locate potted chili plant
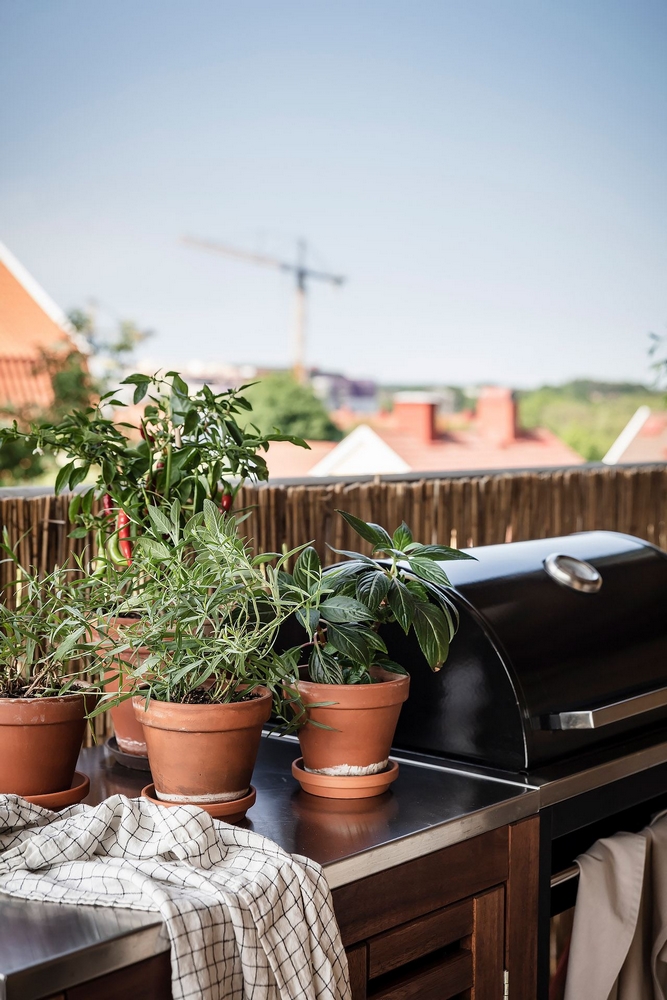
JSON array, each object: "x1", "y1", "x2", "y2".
[
  {"x1": 1, "y1": 371, "x2": 307, "y2": 755},
  {"x1": 0, "y1": 546, "x2": 98, "y2": 798},
  {"x1": 91, "y1": 500, "x2": 304, "y2": 817},
  {"x1": 280, "y1": 511, "x2": 475, "y2": 797}
]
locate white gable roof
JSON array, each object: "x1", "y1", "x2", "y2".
[{"x1": 308, "y1": 424, "x2": 410, "y2": 477}]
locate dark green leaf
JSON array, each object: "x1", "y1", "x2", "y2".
[
  {"x1": 320, "y1": 596, "x2": 375, "y2": 624},
  {"x1": 121, "y1": 373, "x2": 152, "y2": 385},
  {"x1": 296, "y1": 607, "x2": 320, "y2": 635},
  {"x1": 407, "y1": 556, "x2": 452, "y2": 587},
  {"x1": 355, "y1": 570, "x2": 390, "y2": 613},
  {"x1": 309, "y1": 645, "x2": 344, "y2": 685},
  {"x1": 413, "y1": 602, "x2": 451, "y2": 669},
  {"x1": 68, "y1": 493, "x2": 82, "y2": 521},
  {"x1": 54, "y1": 461, "x2": 75, "y2": 495},
  {"x1": 293, "y1": 546, "x2": 321, "y2": 591},
  {"x1": 375, "y1": 656, "x2": 409, "y2": 675},
  {"x1": 392, "y1": 522, "x2": 413, "y2": 550},
  {"x1": 68, "y1": 464, "x2": 89, "y2": 490},
  {"x1": 325, "y1": 623, "x2": 373, "y2": 666},
  {"x1": 133, "y1": 382, "x2": 149, "y2": 404},
  {"x1": 336, "y1": 510, "x2": 392, "y2": 548},
  {"x1": 387, "y1": 578, "x2": 416, "y2": 633},
  {"x1": 409, "y1": 544, "x2": 477, "y2": 561}
]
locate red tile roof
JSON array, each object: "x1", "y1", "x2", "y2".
[
  {"x1": 614, "y1": 412, "x2": 667, "y2": 463},
  {"x1": 0, "y1": 244, "x2": 76, "y2": 413}
]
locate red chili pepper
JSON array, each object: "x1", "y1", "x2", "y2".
[
  {"x1": 220, "y1": 492, "x2": 233, "y2": 512},
  {"x1": 102, "y1": 493, "x2": 113, "y2": 516},
  {"x1": 140, "y1": 425, "x2": 155, "y2": 444},
  {"x1": 117, "y1": 511, "x2": 133, "y2": 565}
]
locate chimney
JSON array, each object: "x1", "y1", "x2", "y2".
[
  {"x1": 393, "y1": 392, "x2": 439, "y2": 443},
  {"x1": 476, "y1": 387, "x2": 517, "y2": 446}
]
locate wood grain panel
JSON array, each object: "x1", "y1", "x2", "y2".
[
  {"x1": 65, "y1": 952, "x2": 172, "y2": 1000},
  {"x1": 368, "y1": 898, "x2": 473, "y2": 978},
  {"x1": 346, "y1": 942, "x2": 368, "y2": 1000},
  {"x1": 505, "y1": 816, "x2": 540, "y2": 1000},
  {"x1": 370, "y1": 949, "x2": 472, "y2": 1000},
  {"x1": 332, "y1": 827, "x2": 508, "y2": 947},
  {"x1": 470, "y1": 887, "x2": 504, "y2": 999}
]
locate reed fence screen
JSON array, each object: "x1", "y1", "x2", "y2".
[{"x1": 2, "y1": 465, "x2": 666, "y2": 590}]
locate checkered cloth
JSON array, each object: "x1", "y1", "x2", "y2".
[{"x1": 0, "y1": 794, "x2": 351, "y2": 1000}]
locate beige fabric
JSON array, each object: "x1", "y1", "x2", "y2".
[{"x1": 564, "y1": 812, "x2": 667, "y2": 1000}]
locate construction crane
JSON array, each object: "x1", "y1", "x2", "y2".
[{"x1": 182, "y1": 236, "x2": 345, "y2": 383}]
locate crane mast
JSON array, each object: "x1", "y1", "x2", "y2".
[{"x1": 183, "y1": 235, "x2": 345, "y2": 383}]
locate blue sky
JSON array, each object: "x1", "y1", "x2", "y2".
[{"x1": 1, "y1": 0, "x2": 665, "y2": 386}]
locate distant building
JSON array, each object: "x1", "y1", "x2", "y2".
[
  {"x1": 0, "y1": 242, "x2": 85, "y2": 415},
  {"x1": 264, "y1": 387, "x2": 583, "y2": 479},
  {"x1": 603, "y1": 406, "x2": 667, "y2": 464},
  {"x1": 310, "y1": 370, "x2": 377, "y2": 414}
]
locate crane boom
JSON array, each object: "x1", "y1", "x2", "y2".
[{"x1": 182, "y1": 234, "x2": 345, "y2": 382}]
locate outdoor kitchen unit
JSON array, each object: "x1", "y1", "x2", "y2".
[{"x1": 387, "y1": 530, "x2": 667, "y2": 997}]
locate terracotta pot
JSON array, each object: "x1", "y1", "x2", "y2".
[
  {"x1": 91, "y1": 617, "x2": 149, "y2": 756},
  {"x1": 132, "y1": 687, "x2": 272, "y2": 803},
  {"x1": 0, "y1": 690, "x2": 97, "y2": 796},
  {"x1": 296, "y1": 668, "x2": 410, "y2": 777}
]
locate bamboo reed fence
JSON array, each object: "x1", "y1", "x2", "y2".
[
  {"x1": 2, "y1": 463, "x2": 665, "y2": 744},
  {"x1": 1, "y1": 464, "x2": 666, "y2": 582}
]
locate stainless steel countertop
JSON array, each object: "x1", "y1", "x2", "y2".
[{"x1": 0, "y1": 736, "x2": 538, "y2": 999}]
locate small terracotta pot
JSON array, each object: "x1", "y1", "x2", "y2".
[
  {"x1": 0, "y1": 690, "x2": 97, "y2": 796},
  {"x1": 91, "y1": 617, "x2": 149, "y2": 756},
  {"x1": 133, "y1": 687, "x2": 272, "y2": 803},
  {"x1": 296, "y1": 668, "x2": 410, "y2": 778}
]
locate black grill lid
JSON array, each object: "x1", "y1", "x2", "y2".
[{"x1": 389, "y1": 531, "x2": 667, "y2": 772}]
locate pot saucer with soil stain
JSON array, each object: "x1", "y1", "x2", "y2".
[
  {"x1": 292, "y1": 757, "x2": 399, "y2": 799},
  {"x1": 22, "y1": 771, "x2": 90, "y2": 809},
  {"x1": 140, "y1": 783, "x2": 256, "y2": 823},
  {"x1": 106, "y1": 736, "x2": 152, "y2": 772}
]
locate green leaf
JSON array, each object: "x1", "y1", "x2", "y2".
[
  {"x1": 392, "y1": 522, "x2": 413, "y2": 550},
  {"x1": 355, "y1": 570, "x2": 390, "y2": 613},
  {"x1": 137, "y1": 537, "x2": 171, "y2": 561},
  {"x1": 171, "y1": 374, "x2": 189, "y2": 398},
  {"x1": 296, "y1": 607, "x2": 320, "y2": 635},
  {"x1": 375, "y1": 656, "x2": 409, "y2": 675},
  {"x1": 68, "y1": 493, "x2": 82, "y2": 521},
  {"x1": 133, "y1": 382, "x2": 149, "y2": 404},
  {"x1": 325, "y1": 623, "x2": 373, "y2": 666},
  {"x1": 309, "y1": 645, "x2": 344, "y2": 685},
  {"x1": 413, "y1": 602, "x2": 451, "y2": 669},
  {"x1": 121, "y1": 373, "x2": 152, "y2": 385},
  {"x1": 336, "y1": 510, "x2": 392, "y2": 549},
  {"x1": 409, "y1": 544, "x2": 477, "y2": 561},
  {"x1": 147, "y1": 505, "x2": 171, "y2": 537},
  {"x1": 54, "y1": 461, "x2": 75, "y2": 495},
  {"x1": 407, "y1": 557, "x2": 452, "y2": 587},
  {"x1": 68, "y1": 464, "x2": 89, "y2": 490},
  {"x1": 293, "y1": 546, "x2": 321, "y2": 591},
  {"x1": 387, "y1": 578, "x2": 416, "y2": 633},
  {"x1": 319, "y1": 596, "x2": 375, "y2": 624}
]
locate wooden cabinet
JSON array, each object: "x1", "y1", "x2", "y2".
[
  {"x1": 47, "y1": 817, "x2": 539, "y2": 1000},
  {"x1": 332, "y1": 817, "x2": 539, "y2": 1000}
]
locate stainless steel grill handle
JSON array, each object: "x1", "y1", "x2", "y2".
[{"x1": 548, "y1": 684, "x2": 667, "y2": 730}]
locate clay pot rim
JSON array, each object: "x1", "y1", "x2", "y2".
[
  {"x1": 132, "y1": 686, "x2": 273, "y2": 733},
  {"x1": 296, "y1": 668, "x2": 410, "y2": 708}
]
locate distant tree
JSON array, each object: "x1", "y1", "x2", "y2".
[{"x1": 244, "y1": 372, "x2": 343, "y2": 441}]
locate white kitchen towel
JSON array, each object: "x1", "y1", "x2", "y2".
[{"x1": 0, "y1": 794, "x2": 351, "y2": 1000}]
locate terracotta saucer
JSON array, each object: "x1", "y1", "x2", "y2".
[
  {"x1": 22, "y1": 771, "x2": 90, "y2": 809},
  {"x1": 292, "y1": 758, "x2": 399, "y2": 799},
  {"x1": 106, "y1": 736, "x2": 152, "y2": 772},
  {"x1": 141, "y1": 783, "x2": 256, "y2": 823}
]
